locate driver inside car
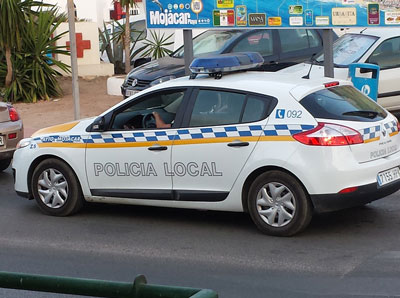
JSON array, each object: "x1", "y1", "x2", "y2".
[
  {"x1": 123, "y1": 112, "x2": 172, "y2": 130},
  {"x1": 153, "y1": 111, "x2": 172, "y2": 128}
]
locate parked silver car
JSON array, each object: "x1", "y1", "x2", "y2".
[{"x1": 0, "y1": 102, "x2": 23, "y2": 172}]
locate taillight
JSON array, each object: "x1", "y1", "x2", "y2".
[
  {"x1": 8, "y1": 133, "x2": 17, "y2": 139},
  {"x1": 397, "y1": 120, "x2": 400, "y2": 132},
  {"x1": 293, "y1": 122, "x2": 363, "y2": 146},
  {"x1": 324, "y1": 81, "x2": 340, "y2": 88},
  {"x1": 8, "y1": 106, "x2": 19, "y2": 121}
]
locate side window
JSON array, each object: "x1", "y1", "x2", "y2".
[
  {"x1": 307, "y1": 30, "x2": 321, "y2": 48},
  {"x1": 189, "y1": 90, "x2": 275, "y2": 127},
  {"x1": 189, "y1": 90, "x2": 246, "y2": 127},
  {"x1": 242, "y1": 95, "x2": 268, "y2": 123},
  {"x1": 231, "y1": 30, "x2": 273, "y2": 56},
  {"x1": 367, "y1": 37, "x2": 400, "y2": 70},
  {"x1": 111, "y1": 89, "x2": 185, "y2": 130},
  {"x1": 279, "y1": 29, "x2": 309, "y2": 53},
  {"x1": 130, "y1": 20, "x2": 147, "y2": 41}
]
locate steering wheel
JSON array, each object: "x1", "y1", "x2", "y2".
[{"x1": 142, "y1": 113, "x2": 156, "y2": 129}]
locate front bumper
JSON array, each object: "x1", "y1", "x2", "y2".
[{"x1": 311, "y1": 179, "x2": 400, "y2": 213}]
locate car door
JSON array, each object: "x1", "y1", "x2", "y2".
[
  {"x1": 365, "y1": 37, "x2": 400, "y2": 110},
  {"x1": 229, "y1": 29, "x2": 280, "y2": 71},
  {"x1": 85, "y1": 88, "x2": 189, "y2": 200},
  {"x1": 170, "y1": 88, "x2": 277, "y2": 202}
]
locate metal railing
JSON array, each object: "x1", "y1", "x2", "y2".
[{"x1": 0, "y1": 271, "x2": 218, "y2": 298}]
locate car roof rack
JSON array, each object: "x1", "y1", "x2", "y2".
[{"x1": 189, "y1": 52, "x2": 264, "y2": 80}]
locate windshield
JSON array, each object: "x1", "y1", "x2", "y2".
[
  {"x1": 315, "y1": 34, "x2": 378, "y2": 66},
  {"x1": 172, "y1": 30, "x2": 244, "y2": 58}
]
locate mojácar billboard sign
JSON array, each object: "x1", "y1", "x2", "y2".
[{"x1": 145, "y1": 0, "x2": 400, "y2": 28}]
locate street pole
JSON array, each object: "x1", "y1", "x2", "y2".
[
  {"x1": 183, "y1": 30, "x2": 194, "y2": 76},
  {"x1": 67, "y1": 0, "x2": 80, "y2": 120},
  {"x1": 322, "y1": 29, "x2": 334, "y2": 78}
]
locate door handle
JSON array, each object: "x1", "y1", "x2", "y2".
[
  {"x1": 148, "y1": 144, "x2": 168, "y2": 151},
  {"x1": 227, "y1": 141, "x2": 249, "y2": 147}
]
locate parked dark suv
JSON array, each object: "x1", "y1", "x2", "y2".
[{"x1": 121, "y1": 28, "x2": 337, "y2": 98}]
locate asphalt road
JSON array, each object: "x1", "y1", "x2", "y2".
[{"x1": 2, "y1": 165, "x2": 400, "y2": 298}]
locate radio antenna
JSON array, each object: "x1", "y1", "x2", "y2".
[{"x1": 302, "y1": 54, "x2": 316, "y2": 80}]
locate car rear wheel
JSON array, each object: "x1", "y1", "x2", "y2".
[
  {"x1": 31, "y1": 158, "x2": 83, "y2": 216},
  {"x1": 0, "y1": 158, "x2": 11, "y2": 172},
  {"x1": 248, "y1": 171, "x2": 312, "y2": 236}
]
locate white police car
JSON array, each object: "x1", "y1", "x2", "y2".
[{"x1": 13, "y1": 53, "x2": 400, "y2": 236}]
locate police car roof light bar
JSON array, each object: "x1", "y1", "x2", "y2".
[{"x1": 189, "y1": 52, "x2": 264, "y2": 80}]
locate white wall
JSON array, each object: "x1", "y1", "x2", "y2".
[
  {"x1": 44, "y1": 0, "x2": 145, "y2": 27},
  {"x1": 44, "y1": 0, "x2": 112, "y2": 26}
]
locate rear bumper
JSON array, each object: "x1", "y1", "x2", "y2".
[
  {"x1": 311, "y1": 179, "x2": 400, "y2": 213},
  {"x1": 0, "y1": 120, "x2": 23, "y2": 157},
  {"x1": 0, "y1": 149, "x2": 15, "y2": 160}
]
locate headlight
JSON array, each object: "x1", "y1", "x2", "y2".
[
  {"x1": 16, "y1": 138, "x2": 32, "y2": 149},
  {"x1": 149, "y1": 75, "x2": 176, "y2": 87}
]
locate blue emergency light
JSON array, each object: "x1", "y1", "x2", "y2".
[{"x1": 189, "y1": 52, "x2": 264, "y2": 79}]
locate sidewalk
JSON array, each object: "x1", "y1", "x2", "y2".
[{"x1": 14, "y1": 77, "x2": 122, "y2": 137}]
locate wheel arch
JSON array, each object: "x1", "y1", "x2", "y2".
[
  {"x1": 27, "y1": 154, "x2": 83, "y2": 197},
  {"x1": 241, "y1": 166, "x2": 313, "y2": 213}
]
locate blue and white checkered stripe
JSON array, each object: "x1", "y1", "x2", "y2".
[
  {"x1": 264, "y1": 124, "x2": 315, "y2": 136},
  {"x1": 175, "y1": 125, "x2": 265, "y2": 140},
  {"x1": 384, "y1": 120, "x2": 397, "y2": 134},
  {"x1": 359, "y1": 121, "x2": 398, "y2": 141},
  {"x1": 84, "y1": 131, "x2": 177, "y2": 144},
  {"x1": 33, "y1": 124, "x2": 317, "y2": 144},
  {"x1": 359, "y1": 125, "x2": 380, "y2": 141}
]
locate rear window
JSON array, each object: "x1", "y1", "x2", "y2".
[{"x1": 300, "y1": 85, "x2": 387, "y2": 122}]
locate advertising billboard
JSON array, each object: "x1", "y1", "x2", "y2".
[{"x1": 146, "y1": 0, "x2": 400, "y2": 29}]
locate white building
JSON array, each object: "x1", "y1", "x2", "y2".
[{"x1": 44, "y1": 0, "x2": 145, "y2": 27}]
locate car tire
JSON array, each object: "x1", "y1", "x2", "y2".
[
  {"x1": 0, "y1": 158, "x2": 11, "y2": 172},
  {"x1": 248, "y1": 171, "x2": 312, "y2": 236},
  {"x1": 31, "y1": 158, "x2": 83, "y2": 216}
]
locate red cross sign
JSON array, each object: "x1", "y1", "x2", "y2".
[{"x1": 66, "y1": 33, "x2": 91, "y2": 58}]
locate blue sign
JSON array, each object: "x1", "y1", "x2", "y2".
[{"x1": 146, "y1": 0, "x2": 400, "y2": 29}]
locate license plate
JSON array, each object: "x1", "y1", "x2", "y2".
[
  {"x1": 0, "y1": 136, "x2": 3, "y2": 146},
  {"x1": 377, "y1": 167, "x2": 400, "y2": 187},
  {"x1": 126, "y1": 90, "x2": 138, "y2": 97}
]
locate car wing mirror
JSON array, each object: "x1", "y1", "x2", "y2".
[{"x1": 90, "y1": 116, "x2": 106, "y2": 132}]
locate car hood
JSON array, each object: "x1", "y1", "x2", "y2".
[
  {"x1": 31, "y1": 118, "x2": 95, "y2": 138},
  {"x1": 128, "y1": 56, "x2": 185, "y2": 81}
]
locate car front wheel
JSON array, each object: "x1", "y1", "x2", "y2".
[
  {"x1": 31, "y1": 158, "x2": 83, "y2": 216},
  {"x1": 248, "y1": 171, "x2": 312, "y2": 236}
]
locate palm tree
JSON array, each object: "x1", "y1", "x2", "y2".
[
  {"x1": 0, "y1": 0, "x2": 41, "y2": 87},
  {"x1": 116, "y1": 0, "x2": 137, "y2": 74}
]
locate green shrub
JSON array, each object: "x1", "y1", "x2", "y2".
[{"x1": 0, "y1": 5, "x2": 70, "y2": 102}]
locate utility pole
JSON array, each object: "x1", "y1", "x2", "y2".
[
  {"x1": 183, "y1": 30, "x2": 194, "y2": 76},
  {"x1": 67, "y1": 0, "x2": 80, "y2": 120},
  {"x1": 322, "y1": 29, "x2": 334, "y2": 78}
]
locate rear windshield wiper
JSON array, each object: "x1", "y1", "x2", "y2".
[{"x1": 342, "y1": 110, "x2": 379, "y2": 119}]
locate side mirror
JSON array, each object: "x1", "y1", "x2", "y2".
[
  {"x1": 133, "y1": 57, "x2": 151, "y2": 68},
  {"x1": 91, "y1": 116, "x2": 106, "y2": 132}
]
